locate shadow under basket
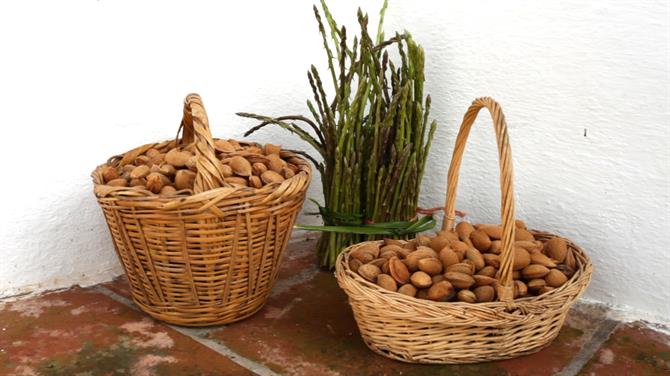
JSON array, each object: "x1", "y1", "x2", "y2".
[
  {"x1": 92, "y1": 94, "x2": 311, "y2": 326},
  {"x1": 335, "y1": 97, "x2": 593, "y2": 363}
]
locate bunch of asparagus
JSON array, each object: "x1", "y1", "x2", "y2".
[{"x1": 239, "y1": 0, "x2": 438, "y2": 269}]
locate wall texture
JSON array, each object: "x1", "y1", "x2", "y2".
[{"x1": 0, "y1": 1, "x2": 668, "y2": 322}]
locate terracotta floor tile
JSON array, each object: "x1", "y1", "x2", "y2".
[
  {"x1": 578, "y1": 322, "x2": 670, "y2": 375},
  {"x1": 0, "y1": 288, "x2": 253, "y2": 376},
  {"x1": 496, "y1": 302, "x2": 611, "y2": 376}
]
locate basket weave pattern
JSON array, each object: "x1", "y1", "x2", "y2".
[
  {"x1": 335, "y1": 97, "x2": 592, "y2": 363},
  {"x1": 92, "y1": 94, "x2": 311, "y2": 326}
]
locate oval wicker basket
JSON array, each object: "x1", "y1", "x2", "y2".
[
  {"x1": 92, "y1": 94, "x2": 311, "y2": 326},
  {"x1": 335, "y1": 97, "x2": 592, "y2": 363}
]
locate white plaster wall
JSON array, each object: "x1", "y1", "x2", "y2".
[{"x1": 0, "y1": 1, "x2": 668, "y2": 322}]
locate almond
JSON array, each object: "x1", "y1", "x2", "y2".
[
  {"x1": 544, "y1": 237, "x2": 568, "y2": 263},
  {"x1": 358, "y1": 264, "x2": 381, "y2": 282},
  {"x1": 107, "y1": 178, "x2": 128, "y2": 187},
  {"x1": 384, "y1": 239, "x2": 405, "y2": 247},
  {"x1": 350, "y1": 249, "x2": 376, "y2": 264},
  {"x1": 252, "y1": 162, "x2": 267, "y2": 176},
  {"x1": 186, "y1": 156, "x2": 198, "y2": 171},
  {"x1": 405, "y1": 247, "x2": 438, "y2": 271},
  {"x1": 249, "y1": 175, "x2": 263, "y2": 188},
  {"x1": 389, "y1": 257, "x2": 410, "y2": 284},
  {"x1": 215, "y1": 139, "x2": 236, "y2": 153},
  {"x1": 449, "y1": 241, "x2": 469, "y2": 253},
  {"x1": 267, "y1": 154, "x2": 284, "y2": 173},
  {"x1": 513, "y1": 246, "x2": 531, "y2": 270},
  {"x1": 430, "y1": 235, "x2": 450, "y2": 252},
  {"x1": 456, "y1": 221, "x2": 475, "y2": 241},
  {"x1": 556, "y1": 264, "x2": 576, "y2": 278},
  {"x1": 427, "y1": 280, "x2": 455, "y2": 301},
  {"x1": 159, "y1": 185, "x2": 177, "y2": 197},
  {"x1": 515, "y1": 241, "x2": 537, "y2": 251},
  {"x1": 159, "y1": 164, "x2": 176, "y2": 177},
  {"x1": 348, "y1": 259, "x2": 363, "y2": 273},
  {"x1": 565, "y1": 248, "x2": 577, "y2": 270},
  {"x1": 264, "y1": 143, "x2": 281, "y2": 155},
  {"x1": 416, "y1": 235, "x2": 432, "y2": 247},
  {"x1": 145, "y1": 172, "x2": 169, "y2": 193},
  {"x1": 530, "y1": 252, "x2": 557, "y2": 268},
  {"x1": 150, "y1": 153, "x2": 165, "y2": 165},
  {"x1": 447, "y1": 262, "x2": 475, "y2": 275},
  {"x1": 358, "y1": 243, "x2": 380, "y2": 258},
  {"x1": 545, "y1": 269, "x2": 568, "y2": 287},
  {"x1": 436, "y1": 230, "x2": 459, "y2": 242},
  {"x1": 380, "y1": 244, "x2": 403, "y2": 255},
  {"x1": 418, "y1": 258, "x2": 443, "y2": 276},
  {"x1": 230, "y1": 156, "x2": 252, "y2": 176},
  {"x1": 228, "y1": 139, "x2": 243, "y2": 150},
  {"x1": 489, "y1": 240, "x2": 502, "y2": 254},
  {"x1": 397, "y1": 284, "x2": 417, "y2": 297},
  {"x1": 527, "y1": 278, "x2": 546, "y2": 292},
  {"x1": 130, "y1": 177, "x2": 147, "y2": 187},
  {"x1": 101, "y1": 166, "x2": 120, "y2": 183},
  {"x1": 381, "y1": 260, "x2": 390, "y2": 274},
  {"x1": 477, "y1": 266, "x2": 497, "y2": 278},
  {"x1": 380, "y1": 250, "x2": 397, "y2": 259},
  {"x1": 514, "y1": 280, "x2": 528, "y2": 298},
  {"x1": 282, "y1": 167, "x2": 295, "y2": 179},
  {"x1": 522, "y1": 264, "x2": 551, "y2": 279},
  {"x1": 261, "y1": 170, "x2": 284, "y2": 184},
  {"x1": 470, "y1": 229, "x2": 491, "y2": 252},
  {"x1": 466, "y1": 248, "x2": 485, "y2": 270},
  {"x1": 246, "y1": 145, "x2": 263, "y2": 154},
  {"x1": 445, "y1": 271, "x2": 475, "y2": 289},
  {"x1": 515, "y1": 228, "x2": 535, "y2": 242},
  {"x1": 145, "y1": 148, "x2": 161, "y2": 158},
  {"x1": 515, "y1": 219, "x2": 527, "y2": 229},
  {"x1": 376, "y1": 274, "x2": 397, "y2": 292},
  {"x1": 483, "y1": 253, "x2": 500, "y2": 268},
  {"x1": 174, "y1": 169, "x2": 196, "y2": 190},
  {"x1": 134, "y1": 155, "x2": 151, "y2": 166},
  {"x1": 473, "y1": 274, "x2": 496, "y2": 286},
  {"x1": 482, "y1": 225, "x2": 503, "y2": 240},
  {"x1": 225, "y1": 177, "x2": 248, "y2": 187},
  {"x1": 432, "y1": 274, "x2": 445, "y2": 284},
  {"x1": 165, "y1": 149, "x2": 191, "y2": 167},
  {"x1": 403, "y1": 240, "x2": 417, "y2": 251},
  {"x1": 474, "y1": 285, "x2": 495, "y2": 303},
  {"x1": 439, "y1": 247, "x2": 459, "y2": 269},
  {"x1": 410, "y1": 271, "x2": 432, "y2": 288},
  {"x1": 457, "y1": 289, "x2": 477, "y2": 303},
  {"x1": 130, "y1": 165, "x2": 150, "y2": 179}
]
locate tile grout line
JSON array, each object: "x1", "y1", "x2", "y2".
[
  {"x1": 94, "y1": 286, "x2": 282, "y2": 376},
  {"x1": 556, "y1": 318, "x2": 620, "y2": 376}
]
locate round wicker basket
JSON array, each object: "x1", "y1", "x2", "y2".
[
  {"x1": 92, "y1": 94, "x2": 311, "y2": 326},
  {"x1": 335, "y1": 97, "x2": 592, "y2": 363}
]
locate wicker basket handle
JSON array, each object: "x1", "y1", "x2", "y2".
[
  {"x1": 442, "y1": 97, "x2": 517, "y2": 304},
  {"x1": 178, "y1": 93, "x2": 227, "y2": 193}
]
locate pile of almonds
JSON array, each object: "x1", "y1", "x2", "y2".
[
  {"x1": 99, "y1": 139, "x2": 301, "y2": 196},
  {"x1": 349, "y1": 220, "x2": 577, "y2": 303}
]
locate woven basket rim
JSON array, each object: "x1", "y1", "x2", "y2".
[
  {"x1": 91, "y1": 138, "x2": 312, "y2": 202},
  {"x1": 335, "y1": 230, "x2": 592, "y2": 324}
]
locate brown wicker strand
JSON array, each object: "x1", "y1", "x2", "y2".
[{"x1": 442, "y1": 97, "x2": 516, "y2": 302}]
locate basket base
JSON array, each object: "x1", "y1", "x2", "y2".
[
  {"x1": 132, "y1": 296, "x2": 269, "y2": 327},
  {"x1": 361, "y1": 330, "x2": 558, "y2": 364}
]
